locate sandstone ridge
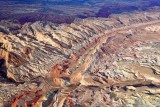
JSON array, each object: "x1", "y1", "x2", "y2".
[{"x1": 0, "y1": 11, "x2": 160, "y2": 106}]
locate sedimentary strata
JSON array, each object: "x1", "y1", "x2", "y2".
[{"x1": 0, "y1": 11, "x2": 160, "y2": 106}]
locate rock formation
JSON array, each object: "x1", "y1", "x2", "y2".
[{"x1": 0, "y1": 10, "x2": 160, "y2": 106}]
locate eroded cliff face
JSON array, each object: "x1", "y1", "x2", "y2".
[{"x1": 0, "y1": 11, "x2": 160, "y2": 107}]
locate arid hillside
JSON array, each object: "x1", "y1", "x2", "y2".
[{"x1": 0, "y1": 10, "x2": 160, "y2": 107}]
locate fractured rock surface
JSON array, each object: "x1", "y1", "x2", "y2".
[{"x1": 0, "y1": 11, "x2": 160, "y2": 107}]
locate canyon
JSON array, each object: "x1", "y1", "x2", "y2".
[
  {"x1": 0, "y1": 10, "x2": 160, "y2": 107},
  {"x1": 1, "y1": 0, "x2": 160, "y2": 24}
]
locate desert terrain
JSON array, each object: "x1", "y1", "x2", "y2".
[{"x1": 0, "y1": 9, "x2": 160, "y2": 106}]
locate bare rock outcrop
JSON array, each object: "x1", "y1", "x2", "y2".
[{"x1": 0, "y1": 11, "x2": 160, "y2": 107}]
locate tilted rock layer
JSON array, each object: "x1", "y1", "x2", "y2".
[{"x1": 0, "y1": 10, "x2": 160, "y2": 107}]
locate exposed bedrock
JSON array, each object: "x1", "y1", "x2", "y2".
[{"x1": 0, "y1": 11, "x2": 160, "y2": 106}]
